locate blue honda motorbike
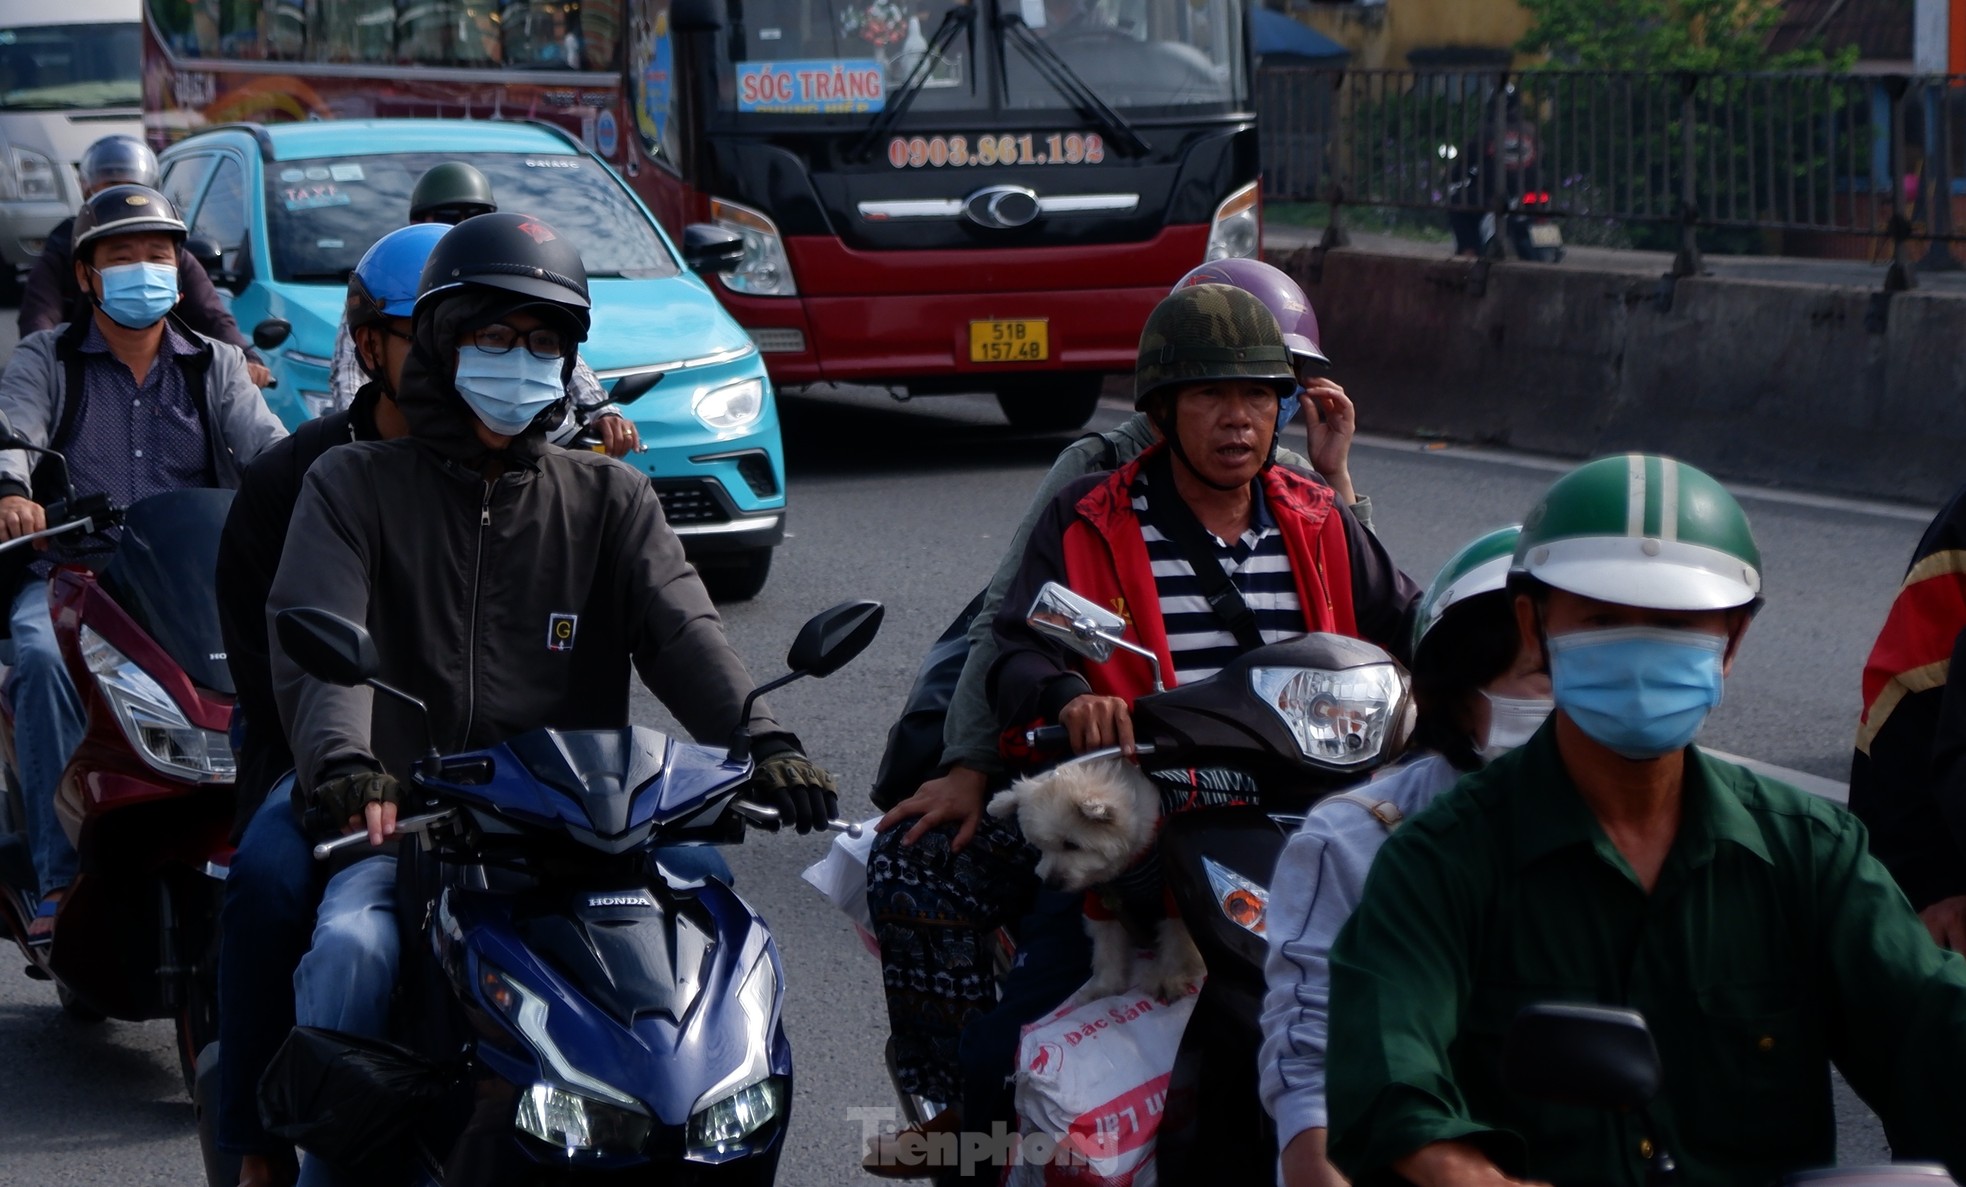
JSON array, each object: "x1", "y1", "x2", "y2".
[{"x1": 261, "y1": 599, "x2": 882, "y2": 1186}]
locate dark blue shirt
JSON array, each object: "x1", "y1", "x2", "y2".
[{"x1": 37, "y1": 320, "x2": 213, "y2": 573}]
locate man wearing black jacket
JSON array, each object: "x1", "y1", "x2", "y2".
[{"x1": 210, "y1": 223, "x2": 431, "y2": 1187}]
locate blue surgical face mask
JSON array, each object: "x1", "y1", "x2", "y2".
[
  {"x1": 93, "y1": 261, "x2": 179, "y2": 329},
  {"x1": 1277, "y1": 387, "x2": 1302, "y2": 434},
  {"x1": 1546, "y1": 626, "x2": 1728, "y2": 760},
  {"x1": 453, "y1": 344, "x2": 565, "y2": 436}
]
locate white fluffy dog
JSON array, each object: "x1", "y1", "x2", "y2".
[{"x1": 989, "y1": 758, "x2": 1206, "y2": 1001}]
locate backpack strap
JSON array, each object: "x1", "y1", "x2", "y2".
[
  {"x1": 1323, "y1": 790, "x2": 1405, "y2": 832},
  {"x1": 1141, "y1": 451, "x2": 1265, "y2": 652},
  {"x1": 1069, "y1": 428, "x2": 1127, "y2": 472}
]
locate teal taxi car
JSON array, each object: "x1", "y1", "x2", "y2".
[{"x1": 157, "y1": 119, "x2": 785, "y2": 599}]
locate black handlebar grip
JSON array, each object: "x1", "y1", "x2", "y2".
[{"x1": 1025, "y1": 724, "x2": 1071, "y2": 756}]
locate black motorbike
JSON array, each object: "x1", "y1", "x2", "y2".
[{"x1": 1017, "y1": 581, "x2": 1414, "y2": 1182}]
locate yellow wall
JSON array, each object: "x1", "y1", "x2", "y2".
[{"x1": 1296, "y1": 0, "x2": 1537, "y2": 72}]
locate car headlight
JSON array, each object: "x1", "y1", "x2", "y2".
[
  {"x1": 1205, "y1": 181, "x2": 1260, "y2": 261},
  {"x1": 687, "y1": 955, "x2": 784, "y2": 1159},
  {"x1": 515, "y1": 1080, "x2": 654, "y2": 1158},
  {"x1": 1249, "y1": 663, "x2": 1405, "y2": 768},
  {"x1": 482, "y1": 965, "x2": 650, "y2": 1155},
  {"x1": 692, "y1": 377, "x2": 765, "y2": 433},
  {"x1": 80, "y1": 626, "x2": 234, "y2": 783},
  {"x1": 11, "y1": 148, "x2": 57, "y2": 202},
  {"x1": 298, "y1": 390, "x2": 335, "y2": 420},
  {"x1": 711, "y1": 198, "x2": 798, "y2": 296}
]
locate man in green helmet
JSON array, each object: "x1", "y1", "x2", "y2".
[{"x1": 1325, "y1": 454, "x2": 1966, "y2": 1186}]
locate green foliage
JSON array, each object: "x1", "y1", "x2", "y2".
[{"x1": 1516, "y1": 0, "x2": 1854, "y2": 72}]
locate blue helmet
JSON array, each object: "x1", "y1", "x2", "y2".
[{"x1": 347, "y1": 223, "x2": 449, "y2": 328}]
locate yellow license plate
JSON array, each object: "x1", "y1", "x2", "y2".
[{"x1": 969, "y1": 319, "x2": 1049, "y2": 363}]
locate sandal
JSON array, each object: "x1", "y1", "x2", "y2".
[
  {"x1": 25, "y1": 892, "x2": 59, "y2": 945},
  {"x1": 863, "y1": 1107, "x2": 963, "y2": 1179}
]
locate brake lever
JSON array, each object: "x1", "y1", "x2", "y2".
[
  {"x1": 311, "y1": 810, "x2": 457, "y2": 861},
  {"x1": 731, "y1": 798, "x2": 782, "y2": 829}
]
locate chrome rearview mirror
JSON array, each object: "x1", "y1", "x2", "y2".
[{"x1": 1026, "y1": 582, "x2": 1164, "y2": 691}]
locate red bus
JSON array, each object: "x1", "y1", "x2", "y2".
[{"x1": 143, "y1": 0, "x2": 1260, "y2": 430}]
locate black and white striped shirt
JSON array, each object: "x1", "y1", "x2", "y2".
[{"x1": 1134, "y1": 472, "x2": 1306, "y2": 684}]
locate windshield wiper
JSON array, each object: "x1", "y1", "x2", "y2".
[
  {"x1": 997, "y1": 12, "x2": 1148, "y2": 158},
  {"x1": 848, "y1": 4, "x2": 976, "y2": 163}
]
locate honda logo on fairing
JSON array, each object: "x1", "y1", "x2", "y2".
[
  {"x1": 586, "y1": 892, "x2": 656, "y2": 908},
  {"x1": 964, "y1": 185, "x2": 1041, "y2": 229}
]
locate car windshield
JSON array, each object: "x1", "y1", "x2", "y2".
[
  {"x1": 0, "y1": 22, "x2": 141, "y2": 111},
  {"x1": 715, "y1": 0, "x2": 1245, "y2": 118},
  {"x1": 263, "y1": 150, "x2": 679, "y2": 282}
]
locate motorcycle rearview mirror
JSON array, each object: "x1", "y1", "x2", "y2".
[
  {"x1": 682, "y1": 223, "x2": 746, "y2": 274},
  {"x1": 275, "y1": 608, "x2": 440, "y2": 759},
  {"x1": 607, "y1": 369, "x2": 664, "y2": 407},
  {"x1": 729, "y1": 600, "x2": 885, "y2": 762},
  {"x1": 252, "y1": 317, "x2": 293, "y2": 352},
  {"x1": 1026, "y1": 582, "x2": 1164, "y2": 691},
  {"x1": 275, "y1": 607, "x2": 380, "y2": 686},
  {"x1": 1503, "y1": 1003, "x2": 1662, "y2": 1113}
]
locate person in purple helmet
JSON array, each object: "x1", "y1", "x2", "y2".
[{"x1": 865, "y1": 256, "x2": 1393, "y2": 1173}]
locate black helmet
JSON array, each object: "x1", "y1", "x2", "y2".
[
  {"x1": 72, "y1": 184, "x2": 187, "y2": 260},
  {"x1": 416, "y1": 212, "x2": 591, "y2": 336},
  {"x1": 409, "y1": 162, "x2": 497, "y2": 224},
  {"x1": 78, "y1": 135, "x2": 159, "y2": 193}
]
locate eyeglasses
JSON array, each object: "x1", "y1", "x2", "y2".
[{"x1": 467, "y1": 323, "x2": 567, "y2": 360}]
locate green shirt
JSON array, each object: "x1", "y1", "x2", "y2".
[{"x1": 1326, "y1": 722, "x2": 1966, "y2": 1187}]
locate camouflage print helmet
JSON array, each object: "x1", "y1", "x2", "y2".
[{"x1": 1133, "y1": 283, "x2": 1298, "y2": 410}]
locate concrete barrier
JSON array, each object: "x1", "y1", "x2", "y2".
[{"x1": 1270, "y1": 245, "x2": 1964, "y2": 506}]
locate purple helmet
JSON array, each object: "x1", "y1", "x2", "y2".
[{"x1": 1174, "y1": 258, "x2": 1329, "y2": 371}]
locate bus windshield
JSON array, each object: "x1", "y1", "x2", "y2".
[
  {"x1": 718, "y1": 0, "x2": 1246, "y2": 120},
  {"x1": 265, "y1": 151, "x2": 678, "y2": 282},
  {"x1": 0, "y1": 22, "x2": 141, "y2": 111}
]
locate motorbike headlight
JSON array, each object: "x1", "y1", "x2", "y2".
[
  {"x1": 12, "y1": 148, "x2": 57, "y2": 202},
  {"x1": 515, "y1": 1080, "x2": 654, "y2": 1158},
  {"x1": 1249, "y1": 663, "x2": 1405, "y2": 768},
  {"x1": 711, "y1": 198, "x2": 798, "y2": 296},
  {"x1": 687, "y1": 1075, "x2": 787, "y2": 1155},
  {"x1": 692, "y1": 377, "x2": 765, "y2": 433},
  {"x1": 1201, "y1": 855, "x2": 1267, "y2": 936},
  {"x1": 80, "y1": 626, "x2": 235, "y2": 783},
  {"x1": 1204, "y1": 181, "x2": 1260, "y2": 262},
  {"x1": 482, "y1": 964, "x2": 649, "y2": 1149},
  {"x1": 687, "y1": 955, "x2": 783, "y2": 1159}
]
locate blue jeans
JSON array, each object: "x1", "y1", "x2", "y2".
[
  {"x1": 216, "y1": 779, "x2": 319, "y2": 1157},
  {"x1": 293, "y1": 853, "x2": 400, "y2": 1187},
  {"x1": 9, "y1": 581, "x2": 85, "y2": 896}
]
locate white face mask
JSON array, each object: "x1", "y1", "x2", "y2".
[{"x1": 1480, "y1": 691, "x2": 1552, "y2": 761}]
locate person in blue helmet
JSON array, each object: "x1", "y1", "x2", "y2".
[{"x1": 209, "y1": 224, "x2": 441, "y2": 1187}]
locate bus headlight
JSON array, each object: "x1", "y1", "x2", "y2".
[
  {"x1": 1205, "y1": 181, "x2": 1260, "y2": 261},
  {"x1": 711, "y1": 198, "x2": 798, "y2": 297}
]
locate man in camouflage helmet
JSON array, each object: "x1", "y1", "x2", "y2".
[
  {"x1": 1326, "y1": 454, "x2": 1966, "y2": 1187},
  {"x1": 990, "y1": 283, "x2": 1416, "y2": 749}
]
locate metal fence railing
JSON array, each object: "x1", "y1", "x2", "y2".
[{"x1": 1255, "y1": 67, "x2": 1966, "y2": 285}]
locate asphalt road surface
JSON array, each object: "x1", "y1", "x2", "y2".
[{"x1": 0, "y1": 361, "x2": 1929, "y2": 1182}]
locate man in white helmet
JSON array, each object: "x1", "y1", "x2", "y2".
[{"x1": 1325, "y1": 455, "x2": 1966, "y2": 1186}]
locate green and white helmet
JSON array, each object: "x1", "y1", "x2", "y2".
[
  {"x1": 1512, "y1": 454, "x2": 1762, "y2": 611},
  {"x1": 1413, "y1": 526, "x2": 1520, "y2": 657}
]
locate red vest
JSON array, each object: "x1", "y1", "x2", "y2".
[{"x1": 1056, "y1": 447, "x2": 1360, "y2": 704}]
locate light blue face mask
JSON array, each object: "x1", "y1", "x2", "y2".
[
  {"x1": 93, "y1": 261, "x2": 179, "y2": 329},
  {"x1": 1546, "y1": 626, "x2": 1728, "y2": 759},
  {"x1": 1277, "y1": 388, "x2": 1302, "y2": 434},
  {"x1": 453, "y1": 344, "x2": 565, "y2": 436}
]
